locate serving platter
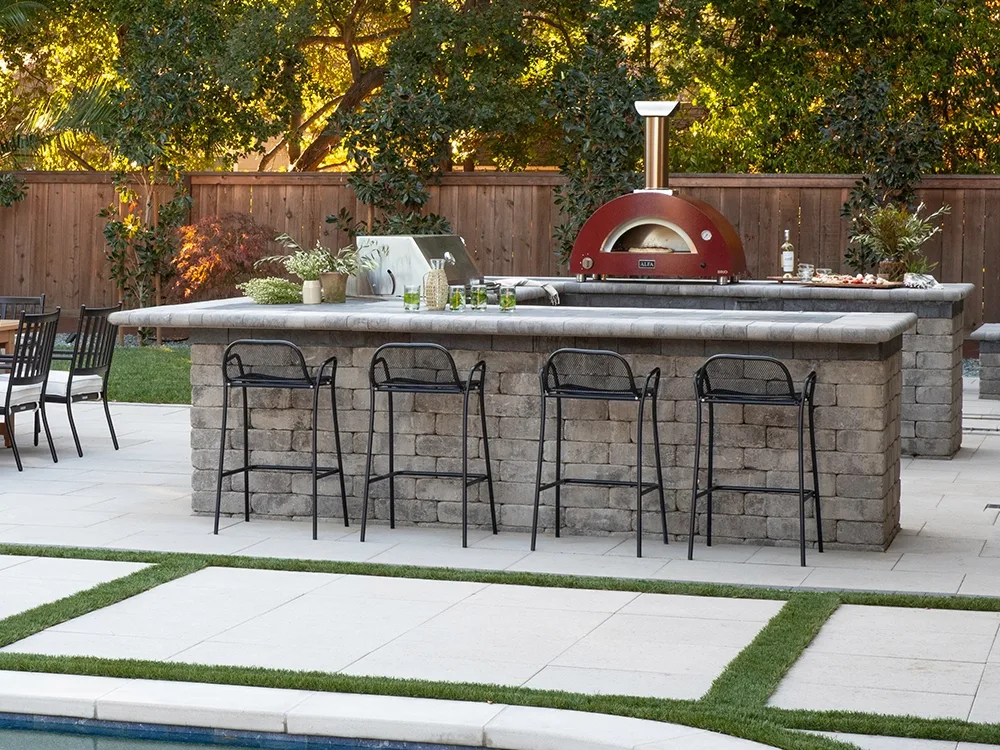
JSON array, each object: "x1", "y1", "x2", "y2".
[{"x1": 808, "y1": 281, "x2": 904, "y2": 289}]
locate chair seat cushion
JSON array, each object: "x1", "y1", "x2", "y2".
[
  {"x1": 0, "y1": 376, "x2": 42, "y2": 409},
  {"x1": 45, "y1": 370, "x2": 104, "y2": 398}
]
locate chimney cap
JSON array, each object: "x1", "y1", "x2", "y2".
[{"x1": 635, "y1": 101, "x2": 679, "y2": 118}]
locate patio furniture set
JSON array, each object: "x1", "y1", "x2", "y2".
[
  {"x1": 213, "y1": 338, "x2": 822, "y2": 564},
  {"x1": 0, "y1": 295, "x2": 120, "y2": 470}
]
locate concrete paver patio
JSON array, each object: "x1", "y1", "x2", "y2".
[{"x1": 5, "y1": 385, "x2": 1000, "y2": 745}]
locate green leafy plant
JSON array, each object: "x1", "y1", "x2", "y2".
[
  {"x1": 167, "y1": 213, "x2": 277, "y2": 303},
  {"x1": 237, "y1": 277, "x2": 302, "y2": 304},
  {"x1": 850, "y1": 202, "x2": 949, "y2": 276},
  {"x1": 0, "y1": 172, "x2": 26, "y2": 206},
  {"x1": 261, "y1": 234, "x2": 335, "y2": 280}
]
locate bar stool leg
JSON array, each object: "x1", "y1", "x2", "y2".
[
  {"x1": 688, "y1": 399, "x2": 703, "y2": 561},
  {"x1": 652, "y1": 394, "x2": 667, "y2": 544},
  {"x1": 554, "y1": 398, "x2": 563, "y2": 538},
  {"x1": 479, "y1": 384, "x2": 497, "y2": 534},
  {"x1": 360, "y1": 386, "x2": 377, "y2": 542},
  {"x1": 461, "y1": 389, "x2": 472, "y2": 549},
  {"x1": 809, "y1": 404, "x2": 823, "y2": 553},
  {"x1": 311, "y1": 385, "x2": 320, "y2": 541},
  {"x1": 331, "y1": 380, "x2": 348, "y2": 527},
  {"x1": 635, "y1": 394, "x2": 646, "y2": 558},
  {"x1": 706, "y1": 402, "x2": 715, "y2": 547},
  {"x1": 213, "y1": 384, "x2": 230, "y2": 535},
  {"x1": 388, "y1": 391, "x2": 396, "y2": 529},
  {"x1": 531, "y1": 393, "x2": 548, "y2": 551},
  {"x1": 241, "y1": 386, "x2": 250, "y2": 522},
  {"x1": 797, "y1": 401, "x2": 807, "y2": 567}
]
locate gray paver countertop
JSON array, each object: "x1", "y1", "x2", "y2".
[
  {"x1": 110, "y1": 297, "x2": 917, "y2": 345},
  {"x1": 971, "y1": 324, "x2": 1000, "y2": 340},
  {"x1": 542, "y1": 279, "x2": 974, "y2": 302}
]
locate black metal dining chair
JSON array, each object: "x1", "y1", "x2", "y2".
[
  {"x1": 688, "y1": 354, "x2": 821, "y2": 567},
  {"x1": 531, "y1": 348, "x2": 667, "y2": 558},
  {"x1": 1, "y1": 309, "x2": 60, "y2": 470},
  {"x1": 359, "y1": 343, "x2": 496, "y2": 548},
  {"x1": 0, "y1": 294, "x2": 46, "y2": 370},
  {"x1": 38, "y1": 303, "x2": 121, "y2": 457},
  {"x1": 213, "y1": 339, "x2": 347, "y2": 539}
]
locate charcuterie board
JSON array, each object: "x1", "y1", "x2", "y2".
[{"x1": 808, "y1": 281, "x2": 904, "y2": 289}]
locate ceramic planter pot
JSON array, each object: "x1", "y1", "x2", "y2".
[
  {"x1": 877, "y1": 260, "x2": 906, "y2": 283},
  {"x1": 320, "y1": 272, "x2": 349, "y2": 303},
  {"x1": 302, "y1": 279, "x2": 322, "y2": 304}
]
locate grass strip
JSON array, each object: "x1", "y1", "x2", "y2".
[
  {"x1": 703, "y1": 592, "x2": 840, "y2": 709},
  {"x1": 0, "y1": 653, "x2": 861, "y2": 750},
  {"x1": 0, "y1": 557, "x2": 206, "y2": 649},
  {"x1": 767, "y1": 707, "x2": 1000, "y2": 745}
]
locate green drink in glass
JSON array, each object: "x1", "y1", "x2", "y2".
[
  {"x1": 403, "y1": 284, "x2": 420, "y2": 311},
  {"x1": 448, "y1": 284, "x2": 466, "y2": 312},
  {"x1": 499, "y1": 285, "x2": 516, "y2": 313},
  {"x1": 470, "y1": 282, "x2": 488, "y2": 311}
]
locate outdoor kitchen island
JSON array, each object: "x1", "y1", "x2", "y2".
[{"x1": 113, "y1": 298, "x2": 916, "y2": 550}]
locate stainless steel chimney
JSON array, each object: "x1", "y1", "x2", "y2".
[{"x1": 634, "y1": 101, "x2": 679, "y2": 190}]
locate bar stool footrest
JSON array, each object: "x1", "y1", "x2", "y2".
[
  {"x1": 367, "y1": 469, "x2": 489, "y2": 487},
  {"x1": 221, "y1": 464, "x2": 342, "y2": 479},
  {"x1": 694, "y1": 484, "x2": 817, "y2": 500},
  {"x1": 541, "y1": 477, "x2": 661, "y2": 494}
]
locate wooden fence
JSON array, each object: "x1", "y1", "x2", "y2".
[{"x1": 1, "y1": 171, "x2": 999, "y2": 333}]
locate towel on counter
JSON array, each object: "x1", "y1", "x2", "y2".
[{"x1": 490, "y1": 278, "x2": 561, "y2": 306}]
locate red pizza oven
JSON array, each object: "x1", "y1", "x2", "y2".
[{"x1": 569, "y1": 102, "x2": 748, "y2": 283}]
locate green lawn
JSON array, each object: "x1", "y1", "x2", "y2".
[{"x1": 53, "y1": 345, "x2": 192, "y2": 404}]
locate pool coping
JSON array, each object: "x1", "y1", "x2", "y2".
[{"x1": 0, "y1": 671, "x2": 770, "y2": 749}]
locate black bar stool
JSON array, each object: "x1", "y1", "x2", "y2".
[
  {"x1": 359, "y1": 343, "x2": 496, "y2": 548},
  {"x1": 688, "y1": 354, "x2": 820, "y2": 567},
  {"x1": 531, "y1": 348, "x2": 667, "y2": 558},
  {"x1": 213, "y1": 339, "x2": 347, "y2": 539}
]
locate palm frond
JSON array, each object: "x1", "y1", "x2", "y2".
[{"x1": 0, "y1": 0, "x2": 45, "y2": 30}]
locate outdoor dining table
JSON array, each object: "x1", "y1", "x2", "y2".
[{"x1": 0, "y1": 319, "x2": 16, "y2": 447}]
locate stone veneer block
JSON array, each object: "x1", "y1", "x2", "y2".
[
  {"x1": 552, "y1": 280, "x2": 972, "y2": 459},
  {"x1": 972, "y1": 325, "x2": 1000, "y2": 400},
  {"x1": 113, "y1": 299, "x2": 912, "y2": 550}
]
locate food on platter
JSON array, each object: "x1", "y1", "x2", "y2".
[{"x1": 810, "y1": 272, "x2": 895, "y2": 286}]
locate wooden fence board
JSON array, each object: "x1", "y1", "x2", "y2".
[{"x1": 963, "y1": 190, "x2": 986, "y2": 333}]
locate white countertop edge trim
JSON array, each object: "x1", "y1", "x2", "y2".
[
  {"x1": 0, "y1": 672, "x2": 772, "y2": 749},
  {"x1": 109, "y1": 302, "x2": 917, "y2": 345}
]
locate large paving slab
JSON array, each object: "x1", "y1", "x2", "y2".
[
  {"x1": 0, "y1": 555, "x2": 147, "y2": 619},
  {"x1": 2, "y1": 566, "x2": 785, "y2": 700},
  {"x1": 771, "y1": 604, "x2": 1000, "y2": 720}
]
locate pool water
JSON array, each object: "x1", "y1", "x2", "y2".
[{"x1": 0, "y1": 729, "x2": 223, "y2": 749}]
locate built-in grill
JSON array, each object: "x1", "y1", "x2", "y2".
[{"x1": 569, "y1": 101, "x2": 748, "y2": 283}]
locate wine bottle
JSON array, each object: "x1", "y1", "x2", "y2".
[{"x1": 780, "y1": 229, "x2": 795, "y2": 275}]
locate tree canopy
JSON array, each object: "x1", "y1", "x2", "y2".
[{"x1": 0, "y1": 0, "x2": 998, "y2": 175}]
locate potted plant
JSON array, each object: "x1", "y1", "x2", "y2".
[
  {"x1": 258, "y1": 234, "x2": 335, "y2": 304},
  {"x1": 850, "y1": 202, "x2": 950, "y2": 282},
  {"x1": 318, "y1": 244, "x2": 379, "y2": 303}
]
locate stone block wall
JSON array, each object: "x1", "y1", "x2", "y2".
[
  {"x1": 979, "y1": 338, "x2": 1000, "y2": 400},
  {"x1": 190, "y1": 329, "x2": 902, "y2": 550},
  {"x1": 558, "y1": 289, "x2": 962, "y2": 459}
]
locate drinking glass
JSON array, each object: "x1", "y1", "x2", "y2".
[
  {"x1": 447, "y1": 285, "x2": 466, "y2": 312},
  {"x1": 403, "y1": 284, "x2": 421, "y2": 311},
  {"x1": 470, "y1": 282, "x2": 488, "y2": 311},
  {"x1": 499, "y1": 286, "x2": 516, "y2": 313},
  {"x1": 797, "y1": 263, "x2": 815, "y2": 282}
]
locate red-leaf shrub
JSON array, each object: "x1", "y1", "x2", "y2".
[{"x1": 167, "y1": 213, "x2": 278, "y2": 303}]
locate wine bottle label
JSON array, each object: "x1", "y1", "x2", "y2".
[{"x1": 781, "y1": 251, "x2": 795, "y2": 273}]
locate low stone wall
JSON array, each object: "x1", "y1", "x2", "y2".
[
  {"x1": 548, "y1": 281, "x2": 967, "y2": 459},
  {"x1": 190, "y1": 329, "x2": 902, "y2": 550},
  {"x1": 972, "y1": 325, "x2": 1000, "y2": 400}
]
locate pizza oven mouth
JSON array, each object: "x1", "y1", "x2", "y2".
[{"x1": 605, "y1": 218, "x2": 697, "y2": 255}]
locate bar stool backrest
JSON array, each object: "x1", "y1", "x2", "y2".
[
  {"x1": 369, "y1": 343, "x2": 462, "y2": 389},
  {"x1": 223, "y1": 340, "x2": 312, "y2": 386},
  {"x1": 542, "y1": 348, "x2": 639, "y2": 396},
  {"x1": 0, "y1": 294, "x2": 45, "y2": 320},
  {"x1": 8, "y1": 309, "x2": 60, "y2": 391},
  {"x1": 696, "y1": 354, "x2": 795, "y2": 399},
  {"x1": 68, "y1": 303, "x2": 121, "y2": 378}
]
